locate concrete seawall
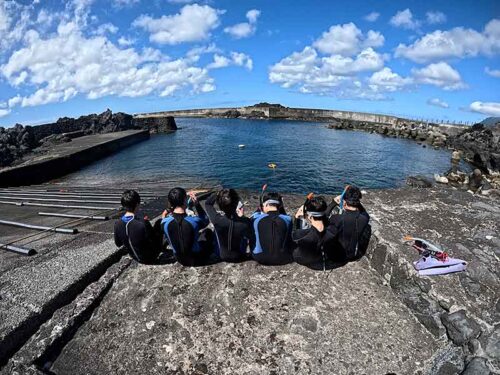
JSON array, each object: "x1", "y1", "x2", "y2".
[
  {"x1": 0, "y1": 130, "x2": 149, "y2": 187},
  {"x1": 135, "y1": 104, "x2": 464, "y2": 129}
]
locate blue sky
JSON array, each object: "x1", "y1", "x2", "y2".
[{"x1": 0, "y1": 0, "x2": 499, "y2": 126}]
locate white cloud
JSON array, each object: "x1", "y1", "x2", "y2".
[
  {"x1": 368, "y1": 67, "x2": 413, "y2": 92},
  {"x1": 390, "y1": 9, "x2": 420, "y2": 30},
  {"x1": 224, "y1": 9, "x2": 261, "y2": 39},
  {"x1": 94, "y1": 23, "x2": 118, "y2": 35},
  {"x1": 485, "y1": 67, "x2": 500, "y2": 78},
  {"x1": 1, "y1": 21, "x2": 217, "y2": 108},
  {"x1": 117, "y1": 36, "x2": 134, "y2": 46},
  {"x1": 207, "y1": 52, "x2": 253, "y2": 70},
  {"x1": 426, "y1": 11, "x2": 446, "y2": 24},
  {"x1": 364, "y1": 12, "x2": 380, "y2": 22},
  {"x1": 469, "y1": 101, "x2": 500, "y2": 116},
  {"x1": 133, "y1": 4, "x2": 223, "y2": 45},
  {"x1": 427, "y1": 98, "x2": 449, "y2": 108},
  {"x1": 0, "y1": 108, "x2": 11, "y2": 117},
  {"x1": 113, "y1": 0, "x2": 139, "y2": 7},
  {"x1": 412, "y1": 62, "x2": 466, "y2": 90},
  {"x1": 312, "y1": 23, "x2": 384, "y2": 56},
  {"x1": 395, "y1": 19, "x2": 500, "y2": 63},
  {"x1": 0, "y1": 1, "x2": 32, "y2": 52}
]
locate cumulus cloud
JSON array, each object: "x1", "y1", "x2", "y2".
[
  {"x1": 427, "y1": 98, "x2": 449, "y2": 108},
  {"x1": 207, "y1": 52, "x2": 253, "y2": 70},
  {"x1": 364, "y1": 12, "x2": 380, "y2": 22},
  {"x1": 390, "y1": 9, "x2": 420, "y2": 30},
  {"x1": 368, "y1": 67, "x2": 413, "y2": 93},
  {"x1": 469, "y1": 101, "x2": 500, "y2": 116},
  {"x1": 426, "y1": 11, "x2": 446, "y2": 24},
  {"x1": 485, "y1": 67, "x2": 500, "y2": 78},
  {"x1": 133, "y1": 4, "x2": 223, "y2": 45},
  {"x1": 395, "y1": 19, "x2": 500, "y2": 63},
  {"x1": 0, "y1": 1, "x2": 32, "y2": 52},
  {"x1": 1, "y1": 21, "x2": 218, "y2": 108},
  {"x1": 312, "y1": 23, "x2": 384, "y2": 56},
  {"x1": 224, "y1": 9, "x2": 261, "y2": 39},
  {"x1": 117, "y1": 36, "x2": 134, "y2": 46},
  {"x1": 412, "y1": 62, "x2": 466, "y2": 90},
  {"x1": 94, "y1": 22, "x2": 118, "y2": 35},
  {"x1": 0, "y1": 108, "x2": 11, "y2": 117}
]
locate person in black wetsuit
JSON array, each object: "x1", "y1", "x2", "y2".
[
  {"x1": 251, "y1": 191, "x2": 293, "y2": 265},
  {"x1": 326, "y1": 186, "x2": 371, "y2": 261},
  {"x1": 205, "y1": 189, "x2": 255, "y2": 262},
  {"x1": 114, "y1": 190, "x2": 163, "y2": 264},
  {"x1": 161, "y1": 187, "x2": 214, "y2": 266},
  {"x1": 292, "y1": 195, "x2": 337, "y2": 270}
]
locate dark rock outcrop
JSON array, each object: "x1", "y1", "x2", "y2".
[
  {"x1": 132, "y1": 116, "x2": 177, "y2": 133},
  {"x1": 448, "y1": 123, "x2": 500, "y2": 173},
  {"x1": 0, "y1": 124, "x2": 37, "y2": 167}
]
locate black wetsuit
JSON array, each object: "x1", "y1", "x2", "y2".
[
  {"x1": 292, "y1": 219, "x2": 337, "y2": 270},
  {"x1": 162, "y1": 203, "x2": 214, "y2": 266},
  {"x1": 251, "y1": 210, "x2": 293, "y2": 265},
  {"x1": 327, "y1": 203, "x2": 371, "y2": 261},
  {"x1": 205, "y1": 194, "x2": 255, "y2": 262},
  {"x1": 114, "y1": 214, "x2": 162, "y2": 264}
]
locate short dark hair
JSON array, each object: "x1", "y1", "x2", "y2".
[
  {"x1": 217, "y1": 189, "x2": 239, "y2": 216},
  {"x1": 121, "y1": 190, "x2": 140, "y2": 211},
  {"x1": 305, "y1": 196, "x2": 327, "y2": 216},
  {"x1": 344, "y1": 186, "x2": 362, "y2": 207},
  {"x1": 262, "y1": 191, "x2": 282, "y2": 208},
  {"x1": 168, "y1": 187, "x2": 187, "y2": 209}
]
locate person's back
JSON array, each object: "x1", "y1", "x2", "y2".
[
  {"x1": 327, "y1": 186, "x2": 371, "y2": 261},
  {"x1": 162, "y1": 187, "x2": 213, "y2": 266},
  {"x1": 205, "y1": 189, "x2": 255, "y2": 262},
  {"x1": 114, "y1": 190, "x2": 161, "y2": 264},
  {"x1": 251, "y1": 191, "x2": 293, "y2": 265},
  {"x1": 292, "y1": 196, "x2": 337, "y2": 270}
]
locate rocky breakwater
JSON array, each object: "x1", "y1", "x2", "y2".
[
  {"x1": 0, "y1": 109, "x2": 177, "y2": 169},
  {"x1": 327, "y1": 118, "x2": 453, "y2": 148}
]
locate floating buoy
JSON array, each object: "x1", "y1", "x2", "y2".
[
  {"x1": 268, "y1": 163, "x2": 277, "y2": 169},
  {"x1": 238, "y1": 144, "x2": 246, "y2": 148}
]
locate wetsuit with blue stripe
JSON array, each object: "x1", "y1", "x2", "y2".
[
  {"x1": 114, "y1": 214, "x2": 162, "y2": 264},
  {"x1": 205, "y1": 194, "x2": 255, "y2": 262},
  {"x1": 251, "y1": 210, "x2": 293, "y2": 265},
  {"x1": 161, "y1": 203, "x2": 213, "y2": 266}
]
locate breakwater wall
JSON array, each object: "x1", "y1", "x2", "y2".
[
  {"x1": 0, "y1": 130, "x2": 149, "y2": 187},
  {"x1": 136, "y1": 103, "x2": 463, "y2": 129}
]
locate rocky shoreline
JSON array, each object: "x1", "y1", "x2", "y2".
[
  {"x1": 0, "y1": 110, "x2": 177, "y2": 169},
  {"x1": 327, "y1": 119, "x2": 500, "y2": 175}
]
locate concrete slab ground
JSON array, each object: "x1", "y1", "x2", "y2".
[{"x1": 51, "y1": 260, "x2": 443, "y2": 375}]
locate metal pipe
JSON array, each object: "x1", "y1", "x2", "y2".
[
  {"x1": 0, "y1": 243, "x2": 36, "y2": 256},
  {"x1": 0, "y1": 200, "x2": 23, "y2": 206},
  {"x1": 0, "y1": 196, "x2": 120, "y2": 204},
  {"x1": 38, "y1": 212, "x2": 110, "y2": 221},
  {"x1": 0, "y1": 219, "x2": 78, "y2": 234},
  {"x1": 0, "y1": 192, "x2": 123, "y2": 199},
  {"x1": 0, "y1": 188, "x2": 158, "y2": 196},
  {"x1": 22, "y1": 202, "x2": 117, "y2": 210}
]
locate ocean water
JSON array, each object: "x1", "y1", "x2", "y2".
[{"x1": 60, "y1": 118, "x2": 462, "y2": 194}]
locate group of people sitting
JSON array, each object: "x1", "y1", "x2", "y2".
[{"x1": 114, "y1": 185, "x2": 371, "y2": 270}]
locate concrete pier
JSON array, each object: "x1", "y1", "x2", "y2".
[{"x1": 0, "y1": 130, "x2": 149, "y2": 187}]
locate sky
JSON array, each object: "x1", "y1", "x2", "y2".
[{"x1": 0, "y1": 0, "x2": 499, "y2": 127}]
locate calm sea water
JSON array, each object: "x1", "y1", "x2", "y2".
[{"x1": 60, "y1": 118, "x2": 460, "y2": 194}]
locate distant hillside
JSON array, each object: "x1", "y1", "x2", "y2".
[{"x1": 481, "y1": 117, "x2": 500, "y2": 126}]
